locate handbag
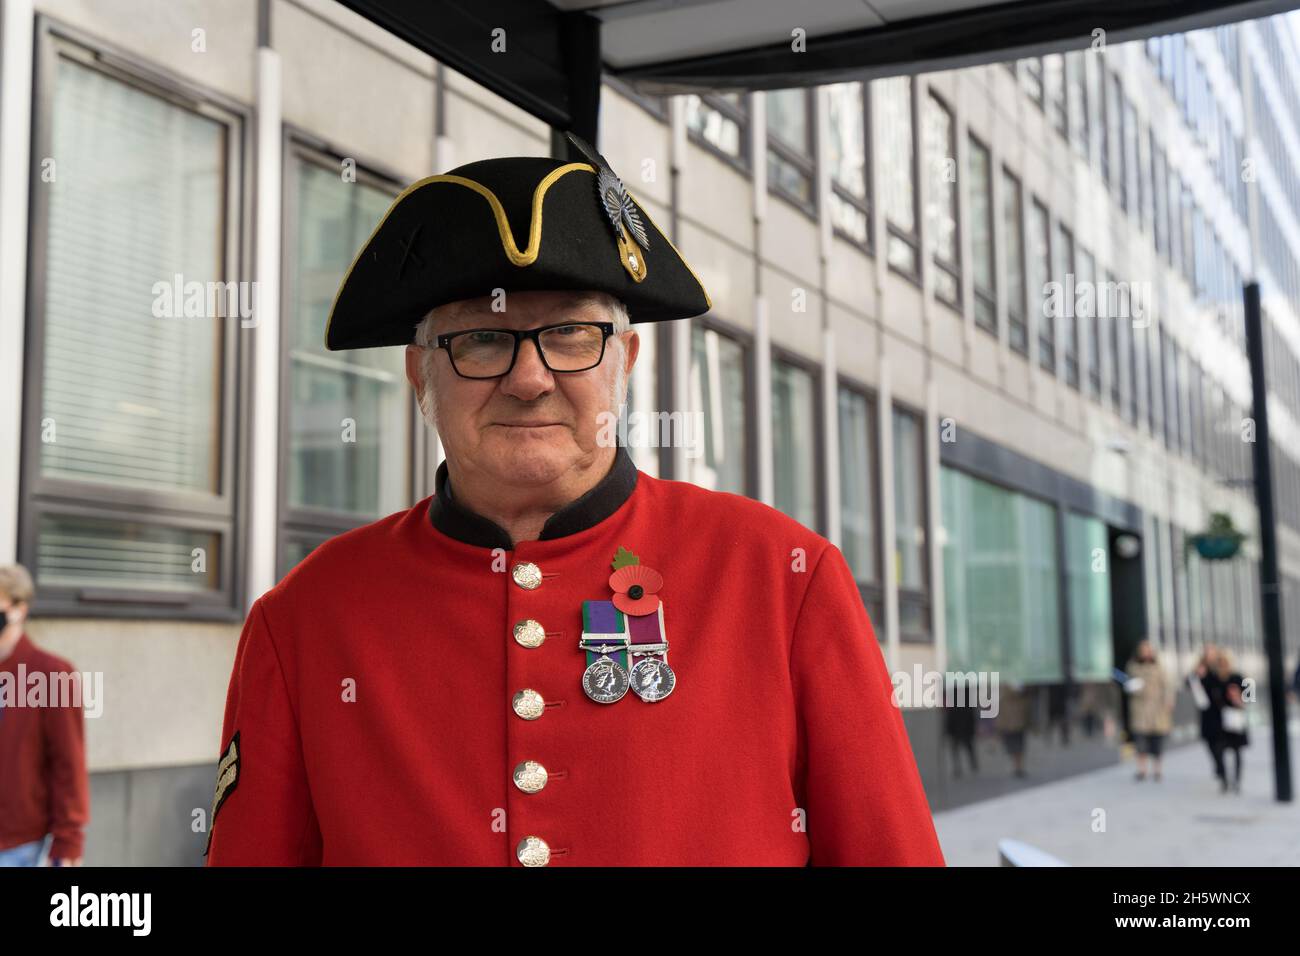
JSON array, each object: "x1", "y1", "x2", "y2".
[
  {"x1": 1187, "y1": 675, "x2": 1210, "y2": 711},
  {"x1": 1221, "y1": 706, "x2": 1247, "y2": 734}
]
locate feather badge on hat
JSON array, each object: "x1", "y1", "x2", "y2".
[{"x1": 565, "y1": 131, "x2": 650, "y2": 282}]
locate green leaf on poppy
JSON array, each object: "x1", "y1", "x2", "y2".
[{"x1": 611, "y1": 546, "x2": 641, "y2": 570}]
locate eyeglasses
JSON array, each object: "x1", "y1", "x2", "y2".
[{"x1": 435, "y1": 321, "x2": 616, "y2": 379}]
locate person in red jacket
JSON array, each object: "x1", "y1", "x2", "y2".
[
  {"x1": 0, "y1": 564, "x2": 89, "y2": 866},
  {"x1": 205, "y1": 135, "x2": 944, "y2": 867}
]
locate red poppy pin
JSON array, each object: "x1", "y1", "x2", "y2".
[{"x1": 609, "y1": 546, "x2": 662, "y2": 617}]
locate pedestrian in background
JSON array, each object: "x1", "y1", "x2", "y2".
[
  {"x1": 998, "y1": 683, "x2": 1030, "y2": 779},
  {"x1": 0, "y1": 564, "x2": 89, "y2": 866},
  {"x1": 1125, "y1": 639, "x2": 1175, "y2": 782},
  {"x1": 1211, "y1": 649, "x2": 1249, "y2": 794},
  {"x1": 1189, "y1": 644, "x2": 1222, "y2": 783}
]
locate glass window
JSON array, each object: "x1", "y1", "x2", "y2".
[
  {"x1": 968, "y1": 135, "x2": 996, "y2": 333},
  {"x1": 1018, "y1": 57, "x2": 1044, "y2": 106},
  {"x1": 1066, "y1": 51, "x2": 1089, "y2": 158},
  {"x1": 838, "y1": 386, "x2": 876, "y2": 582},
  {"x1": 1078, "y1": 247, "x2": 1100, "y2": 397},
  {"x1": 1028, "y1": 199, "x2": 1053, "y2": 373},
  {"x1": 924, "y1": 93, "x2": 960, "y2": 308},
  {"x1": 688, "y1": 325, "x2": 749, "y2": 495},
  {"x1": 1152, "y1": 139, "x2": 1169, "y2": 260},
  {"x1": 772, "y1": 359, "x2": 818, "y2": 531},
  {"x1": 941, "y1": 467, "x2": 1062, "y2": 683},
  {"x1": 1094, "y1": 57, "x2": 1110, "y2": 183},
  {"x1": 684, "y1": 92, "x2": 748, "y2": 165},
  {"x1": 25, "y1": 45, "x2": 239, "y2": 611},
  {"x1": 1003, "y1": 168, "x2": 1027, "y2": 354},
  {"x1": 827, "y1": 81, "x2": 871, "y2": 248},
  {"x1": 1055, "y1": 224, "x2": 1078, "y2": 388},
  {"x1": 1130, "y1": 310, "x2": 1145, "y2": 426},
  {"x1": 1123, "y1": 97, "x2": 1139, "y2": 218},
  {"x1": 1065, "y1": 513, "x2": 1115, "y2": 681},
  {"x1": 1044, "y1": 53, "x2": 1067, "y2": 135},
  {"x1": 766, "y1": 88, "x2": 815, "y2": 209},
  {"x1": 894, "y1": 411, "x2": 925, "y2": 606},
  {"x1": 1147, "y1": 323, "x2": 1163, "y2": 436},
  {"x1": 1104, "y1": 271, "x2": 1122, "y2": 408},
  {"x1": 877, "y1": 76, "x2": 919, "y2": 277},
  {"x1": 281, "y1": 152, "x2": 412, "y2": 574}
]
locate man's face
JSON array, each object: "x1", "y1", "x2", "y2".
[
  {"x1": 405, "y1": 290, "x2": 639, "y2": 488},
  {"x1": 0, "y1": 595, "x2": 25, "y2": 631}
]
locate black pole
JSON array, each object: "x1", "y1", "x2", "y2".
[
  {"x1": 551, "y1": 11, "x2": 601, "y2": 158},
  {"x1": 1243, "y1": 280, "x2": 1293, "y2": 803}
]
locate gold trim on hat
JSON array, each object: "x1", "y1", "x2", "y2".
[{"x1": 324, "y1": 162, "x2": 713, "y2": 348}]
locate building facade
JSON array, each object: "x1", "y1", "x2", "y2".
[{"x1": 1, "y1": 0, "x2": 1297, "y2": 863}]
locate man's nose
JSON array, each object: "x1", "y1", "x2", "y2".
[{"x1": 499, "y1": 335, "x2": 555, "y2": 398}]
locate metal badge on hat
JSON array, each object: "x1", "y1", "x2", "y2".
[{"x1": 564, "y1": 131, "x2": 650, "y2": 283}]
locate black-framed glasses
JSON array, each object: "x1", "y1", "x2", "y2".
[{"x1": 435, "y1": 321, "x2": 616, "y2": 379}]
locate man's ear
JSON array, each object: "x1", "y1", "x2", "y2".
[
  {"x1": 622, "y1": 329, "x2": 640, "y2": 377},
  {"x1": 405, "y1": 345, "x2": 425, "y2": 393}
]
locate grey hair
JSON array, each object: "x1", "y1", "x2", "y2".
[{"x1": 412, "y1": 292, "x2": 632, "y2": 431}]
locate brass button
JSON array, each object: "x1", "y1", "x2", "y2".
[
  {"x1": 517, "y1": 835, "x2": 550, "y2": 867},
  {"x1": 513, "y1": 619, "x2": 546, "y2": 648},
  {"x1": 513, "y1": 760, "x2": 549, "y2": 793},
  {"x1": 512, "y1": 689, "x2": 545, "y2": 720},
  {"x1": 512, "y1": 561, "x2": 542, "y2": 590}
]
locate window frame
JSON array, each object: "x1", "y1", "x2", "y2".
[
  {"x1": 877, "y1": 76, "x2": 922, "y2": 285},
  {"x1": 827, "y1": 79, "x2": 874, "y2": 255},
  {"x1": 836, "y1": 376, "x2": 884, "y2": 625},
  {"x1": 276, "y1": 135, "x2": 420, "y2": 578},
  {"x1": 890, "y1": 402, "x2": 931, "y2": 643},
  {"x1": 687, "y1": 314, "x2": 758, "y2": 499},
  {"x1": 1029, "y1": 196, "x2": 1054, "y2": 374},
  {"x1": 769, "y1": 345, "x2": 826, "y2": 536},
  {"x1": 967, "y1": 132, "x2": 997, "y2": 335},
  {"x1": 924, "y1": 90, "x2": 962, "y2": 311},
  {"x1": 765, "y1": 87, "x2": 818, "y2": 217},
  {"x1": 683, "y1": 91, "x2": 752, "y2": 173},
  {"x1": 18, "y1": 19, "x2": 251, "y2": 621},
  {"x1": 1002, "y1": 166, "x2": 1029, "y2": 355}
]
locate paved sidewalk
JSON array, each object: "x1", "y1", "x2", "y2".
[{"x1": 933, "y1": 724, "x2": 1300, "y2": 866}]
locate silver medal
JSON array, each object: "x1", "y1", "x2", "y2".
[
  {"x1": 582, "y1": 655, "x2": 630, "y2": 703},
  {"x1": 629, "y1": 658, "x2": 675, "y2": 702}
]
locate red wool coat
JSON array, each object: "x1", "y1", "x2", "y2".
[{"x1": 205, "y1": 448, "x2": 944, "y2": 866}]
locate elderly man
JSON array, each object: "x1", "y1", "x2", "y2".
[{"x1": 205, "y1": 135, "x2": 943, "y2": 866}]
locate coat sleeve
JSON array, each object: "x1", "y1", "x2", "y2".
[
  {"x1": 790, "y1": 544, "x2": 945, "y2": 866},
  {"x1": 205, "y1": 597, "x2": 322, "y2": 866},
  {"x1": 42, "y1": 673, "x2": 89, "y2": 861}
]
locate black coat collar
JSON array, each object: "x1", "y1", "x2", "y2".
[{"x1": 429, "y1": 444, "x2": 637, "y2": 549}]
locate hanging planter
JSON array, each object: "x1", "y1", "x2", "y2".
[{"x1": 1188, "y1": 512, "x2": 1245, "y2": 561}]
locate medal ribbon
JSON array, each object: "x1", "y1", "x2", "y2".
[
  {"x1": 581, "y1": 600, "x2": 628, "y2": 670},
  {"x1": 626, "y1": 602, "x2": 667, "y2": 665}
]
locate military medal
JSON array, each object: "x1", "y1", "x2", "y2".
[
  {"x1": 628, "y1": 603, "x2": 675, "y2": 702},
  {"x1": 579, "y1": 600, "x2": 630, "y2": 703},
  {"x1": 608, "y1": 547, "x2": 675, "y2": 703}
]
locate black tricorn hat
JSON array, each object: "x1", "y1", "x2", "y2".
[{"x1": 324, "y1": 133, "x2": 711, "y2": 350}]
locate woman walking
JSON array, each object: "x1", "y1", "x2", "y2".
[
  {"x1": 1211, "y1": 649, "x2": 1250, "y2": 794},
  {"x1": 1125, "y1": 639, "x2": 1174, "y2": 781},
  {"x1": 1189, "y1": 645, "x2": 1223, "y2": 782}
]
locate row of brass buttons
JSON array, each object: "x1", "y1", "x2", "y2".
[{"x1": 513, "y1": 562, "x2": 551, "y2": 865}]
